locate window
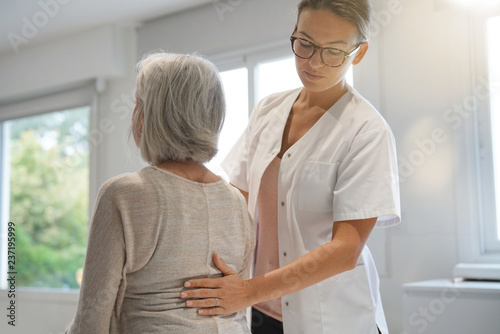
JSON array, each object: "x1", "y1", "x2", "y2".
[
  {"x1": 0, "y1": 106, "x2": 90, "y2": 289},
  {"x1": 209, "y1": 52, "x2": 355, "y2": 179},
  {"x1": 207, "y1": 68, "x2": 249, "y2": 178},
  {"x1": 255, "y1": 56, "x2": 353, "y2": 103},
  {"x1": 255, "y1": 57, "x2": 303, "y2": 103},
  {"x1": 486, "y1": 15, "x2": 500, "y2": 246},
  {"x1": 462, "y1": 12, "x2": 500, "y2": 259},
  {"x1": 208, "y1": 56, "x2": 303, "y2": 177}
]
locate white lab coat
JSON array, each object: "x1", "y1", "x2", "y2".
[{"x1": 222, "y1": 86, "x2": 401, "y2": 334}]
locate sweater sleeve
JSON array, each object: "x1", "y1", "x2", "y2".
[
  {"x1": 237, "y1": 195, "x2": 255, "y2": 281},
  {"x1": 66, "y1": 180, "x2": 126, "y2": 334}
]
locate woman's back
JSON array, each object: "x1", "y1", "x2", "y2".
[{"x1": 71, "y1": 166, "x2": 254, "y2": 334}]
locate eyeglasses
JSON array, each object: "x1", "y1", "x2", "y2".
[{"x1": 290, "y1": 35, "x2": 361, "y2": 68}]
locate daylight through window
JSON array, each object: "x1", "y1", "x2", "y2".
[{"x1": 1, "y1": 106, "x2": 90, "y2": 289}]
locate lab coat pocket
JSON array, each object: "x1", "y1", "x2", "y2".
[
  {"x1": 298, "y1": 161, "x2": 339, "y2": 213},
  {"x1": 316, "y1": 264, "x2": 377, "y2": 334}
]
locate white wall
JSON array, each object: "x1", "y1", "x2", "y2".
[
  {"x1": 0, "y1": 289, "x2": 78, "y2": 334},
  {"x1": 0, "y1": 0, "x2": 496, "y2": 333},
  {"x1": 377, "y1": 1, "x2": 466, "y2": 331},
  {"x1": 0, "y1": 23, "x2": 143, "y2": 184},
  {"x1": 138, "y1": 0, "x2": 297, "y2": 57}
]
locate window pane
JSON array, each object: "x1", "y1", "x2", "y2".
[
  {"x1": 255, "y1": 56, "x2": 354, "y2": 103},
  {"x1": 488, "y1": 16, "x2": 500, "y2": 240},
  {"x1": 206, "y1": 68, "x2": 249, "y2": 179},
  {"x1": 2, "y1": 106, "x2": 90, "y2": 289},
  {"x1": 255, "y1": 57, "x2": 303, "y2": 103}
]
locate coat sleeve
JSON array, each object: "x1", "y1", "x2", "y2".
[
  {"x1": 65, "y1": 181, "x2": 126, "y2": 333},
  {"x1": 332, "y1": 127, "x2": 401, "y2": 228}
]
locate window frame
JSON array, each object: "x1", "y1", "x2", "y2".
[
  {"x1": 0, "y1": 83, "x2": 97, "y2": 290},
  {"x1": 456, "y1": 11, "x2": 500, "y2": 263},
  {"x1": 477, "y1": 12, "x2": 500, "y2": 253},
  {"x1": 479, "y1": 16, "x2": 500, "y2": 253},
  {"x1": 210, "y1": 39, "x2": 292, "y2": 115}
]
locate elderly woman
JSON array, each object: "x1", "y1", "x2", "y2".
[{"x1": 65, "y1": 52, "x2": 255, "y2": 334}]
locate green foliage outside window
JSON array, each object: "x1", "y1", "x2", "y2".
[{"x1": 7, "y1": 107, "x2": 89, "y2": 289}]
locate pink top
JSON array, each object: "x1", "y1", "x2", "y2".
[{"x1": 253, "y1": 156, "x2": 282, "y2": 321}]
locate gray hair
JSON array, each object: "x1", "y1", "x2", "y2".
[
  {"x1": 297, "y1": 0, "x2": 373, "y2": 42},
  {"x1": 132, "y1": 51, "x2": 225, "y2": 165}
]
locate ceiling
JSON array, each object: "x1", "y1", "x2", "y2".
[{"x1": 0, "y1": 0, "x2": 213, "y2": 55}]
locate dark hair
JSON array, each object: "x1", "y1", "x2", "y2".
[{"x1": 297, "y1": 0, "x2": 373, "y2": 42}]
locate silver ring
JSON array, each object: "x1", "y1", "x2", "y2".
[{"x1": 215, "y1": 298, "x2": 219, "y2": 307}]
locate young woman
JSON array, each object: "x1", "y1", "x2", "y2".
[
  {"x1": 65, "y1": 52, "x2": 255, "y2": 333},
  {"x1": 181, "y1": 1, "x2": 400, "y2": 333}
]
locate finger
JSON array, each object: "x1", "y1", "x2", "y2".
[
  {"x1": 198, "y1": 307, "x2": 227, "y2": 316},
  {"x1": 181, "y1": 288, "x2": 219, "y2": 300},
  {"x1": 184, "y1": 277, "x2": 223, "y2": 289},
  {"x1": 185, "y1": 297, "x2": 219, "y2": 308},
  {"x1": 213, "y1": 253, "x2": 236, "y2": 276}
]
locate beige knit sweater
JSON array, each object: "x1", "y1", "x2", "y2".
[{"x1": 66, "y1": 166, "x2": 255, "y2": 333}]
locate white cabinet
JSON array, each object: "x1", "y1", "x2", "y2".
[{"x1": 402, "y1": 279, "x2": 500, "y2": 334}]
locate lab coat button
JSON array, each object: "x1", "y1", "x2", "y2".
[
  {"x1": 287, "y1": 153, "x2": 291, "y2": 158},
  {"x1": 285, "y1": 301, "x2": 289, "y2": 306},
  {"x1": 281, "y1": 201, "x2": 285, "y2": 207},
  {"x1": 283, "y1": 251, "x2": 287, "y2": 257}
]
